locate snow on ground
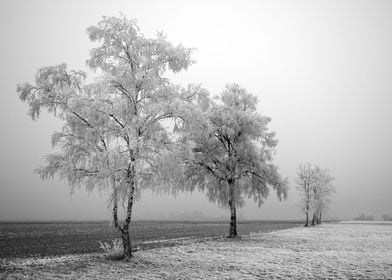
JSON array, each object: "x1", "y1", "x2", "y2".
[
  {"x1": 1, "y1": 222, "x2": 392, "y2": 279},
  {"x1": 339, "y1": 220, "x2": 392, "y2": 225}
]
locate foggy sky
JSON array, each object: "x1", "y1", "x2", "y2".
[{"x1": 1, "y1": 0, "x2": 391, "y2": 221}]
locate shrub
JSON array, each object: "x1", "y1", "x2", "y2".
[
  {"x1": 382, "y1": 214, "x2": 392, "y2": 221},
  {"x1": 353, "y1": 213, "x2": 374, "y2": 221},
  {"x1": 99, "y1": 238, "x2": 124, "y2": 260}
]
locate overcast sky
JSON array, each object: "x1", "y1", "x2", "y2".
[{"x1": 0, "y1": 0, "x2": 391, "y2": 221}]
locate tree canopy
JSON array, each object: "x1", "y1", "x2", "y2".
[
  {"x1": 18, "y1": 15, "x2": 206, "y2": 259},
  {"x1": 181, "y1": 83, "x2": 288, "y2": 237}
]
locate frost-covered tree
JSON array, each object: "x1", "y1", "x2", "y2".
[
  {"x1": 17, "y1": 15, "x2": 202, "y2": 259},
  {"x1": 296, "y1": 164, "x2": 334, "y2": 226},
  {"x1": 181, "y1": 84, "x2": 288, "y2": 238},
  {"x1": 296, "y1": 164, "x2": 319, "y2": 227},
  {"x1": 382, "y1": 214, "x2": 392, "y2": 221},
  {"x1": 310, "y1": 169, "x2": 334, "y2": 225}
]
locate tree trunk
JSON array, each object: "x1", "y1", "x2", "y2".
[
  {"x1": 318, "y1": 212, "x2": 322, "y2": 224},
  {"x1": 311, "y1": 212, "x2": 316, "y2": 226},
  {"x1": 304, "y1": 182, "x2": 310, "y2": 227},
  {"x1": 228, "y1": 180, "x2": 237, "y2": 238},
  {"x1": 121, "y1": 228, "x2": 132, "y2": 259},
  {"x1": 228, "y1": 200, "x2": 237, "y2": 238},
  {"x1": 122, "y1": 171, "x2": 136, "y2": 260},
  {"x1": 305, "y1": 204, "x2": 309, "y2": 227},
  {"x1": 112, "y1": 195, "x2": 133, "y2": 260},
  {"x1": 111, "y1": 171, "x2": 135, "y2": 260}
]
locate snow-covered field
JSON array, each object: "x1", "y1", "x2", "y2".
[{"x1": 2, "y1": 222, "x2": 392, "y2": 279}]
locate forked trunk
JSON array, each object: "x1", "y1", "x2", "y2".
[
  {"x1": 121, "y1": 229, "x2": 132, "y2": 259},
  {"x1": 112, "y1": 198, "x2": 133, "y2": 260},
  {"x1": 122, "y1": 173, "x2": 135, "y2": 260},
  {"x1": 112, "y1": 171, "x2": 136, "y2": 260}
]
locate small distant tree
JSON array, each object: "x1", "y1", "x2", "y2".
[
  {"x1": 382, "y1": 214, "x2": 392, "y2": 221},
  {"x1": 181, "y1": 84, "x2": 288, "y2": 238},
  {"x1": 17, "y1": 15, "x2": 202, "y2": 259},
  {"x1": 296, "y1": 164, "x2": 334, "y2": 226},
  {"x1": 296, "y1": 164, "x2": 319, "y2": 227},
  {"x1": 354, "y1": 213, "x2": 375, "y2": 221},
  {"x1": 310, "y1": 169, "x2": 334, "y2": 225}
]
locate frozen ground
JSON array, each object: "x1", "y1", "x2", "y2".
[{"x1": 1, "y1": 222, "x2": 392, "y2": 279}]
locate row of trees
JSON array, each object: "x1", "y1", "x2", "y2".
[
  {"x1": 19, "y1": 14, "x2": 337, "y2": 259},
  {"x1": 18, "y1": 15, "x2": 288, "y2": 259},
  {"x1": 353, "y1": 213, "x2": 375, "y2": 221},
  {"x1": 296, "y1": 164, "x2": 335, "y2": 227},
  {"x1": 354, "y1": 213, "x2": 392, "y2": 221}
]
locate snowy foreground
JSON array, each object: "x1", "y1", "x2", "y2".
[{"x1": 2, "y1": 222, "x2": 392, "y2": 279}]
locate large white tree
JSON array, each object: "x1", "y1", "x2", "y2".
[
  {"x1": 18, "y1": 15, "x2": 203, "y2": 259},
  {"x1": 180, "y1": 84, "x2": 288, "y2": 237}
]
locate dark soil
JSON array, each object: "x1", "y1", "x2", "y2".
[{"x1": 0, "y1": 220, "x2": 302, "y2": 259}]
